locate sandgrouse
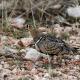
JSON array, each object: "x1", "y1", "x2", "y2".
[{"x1": 27, "y1": 25, "x2": 79, "y2": 56}]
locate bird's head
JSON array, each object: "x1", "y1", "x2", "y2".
[{"x1": 25, "y1": 25, "x2": 33, "y2": 30}]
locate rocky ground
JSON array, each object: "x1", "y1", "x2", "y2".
[
  {"x1": 0, "y1": 24, "x2": 80, "y2": 80},
  {"x1": 0, "y1": 0, "x2": 80, "y2": 80}
]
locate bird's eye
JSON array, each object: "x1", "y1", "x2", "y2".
[
  {"x1": 24, "y1": 24, "x2": 31, "y2": 30},
  {"x1": 26, "y1": 25, "x2": 29, "y2": 29}
]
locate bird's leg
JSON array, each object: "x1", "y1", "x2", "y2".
[
  {"x1": 75, "y1": 17, "x2": 79, "y2": 30},
  {"x1": 75, "y1": 17, "x2": 78, "y2": 28},
  {"x1": 47, "y1": 55, "x2": 52, "y2": 74},
  {"x1": 57, "y1": 54, "x2": 62, "y2": 67},
  {"x1": 50, "y1": 27, "x2": 55, "y2": 35}
]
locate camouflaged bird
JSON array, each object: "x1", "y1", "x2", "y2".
[{"x1": 27, "y1": 25, "x2": 79, "y2": 56}]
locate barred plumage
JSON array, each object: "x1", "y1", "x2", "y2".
[
  {"x1": 35, "y1": 34, "x2": 78, "y2": 55},
  {"x1": 27, "y1": 25, "x2": 79, "y2": 55}
]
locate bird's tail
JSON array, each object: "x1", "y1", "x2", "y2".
[{"x1": 71, "y1": 47, "x2": 80, "y2": 55}]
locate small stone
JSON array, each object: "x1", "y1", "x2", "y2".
[
  {"x1": 31, "y1": 68, "x2": 38, "y2": 75},
  {"x1": 1, "y1": 61, "x2": 5, "y2": 65},
  {"x1": 10, "y1": 17, "x2": 25, "y2": 29},
  {"x1": 34, "y1": 75, "x2": 40, "y2": 80},
  {"x1": 18, "y1": 38, "x2": 33, "y2": 47},
  {"x1": 24, "y1": 48, "x2": 42, "y2": 61},
  {"x1": 67, "y1": 6, "x2": 80, "y2": 18},
  {"x1": 4, "y1": 62, "x2": 9, "y2": 69},
  {"x1": 51, "y1": 4, "x2": 61, "y2": 9},
  {"x1": 0, "y1": 64, "x2": 2, "y2": 69}
]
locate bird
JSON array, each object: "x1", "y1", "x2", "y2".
[
  {"x1": 26, "y1": 25, "x2": 79, "y2": 55},
  {"x1": 27, "y1": 25, "x2": 80, "y2": 68}
]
